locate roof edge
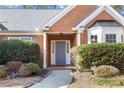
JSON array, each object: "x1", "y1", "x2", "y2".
[
  {"x1": 41, "y1": 5, "x2": 77, "y2": 29},
  {"x1": 74, "y1": 5, "x2": 124, "y2": 30}
]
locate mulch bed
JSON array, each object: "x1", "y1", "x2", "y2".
[
  {"x1": 68, "y1": 71, "x2": 96, "y2": 88},
  {"x1": 0, "y1": 70, "x2": 50, "y2": 88},
  {"x1": 68, "y1": 71, "x2": 124, "y2": 88}
]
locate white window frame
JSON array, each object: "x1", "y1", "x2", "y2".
[
  {"x1": 88, "y1": 27, "x2": 124, "y2": 44},
  {"x1": 102, "y1": 27, "x2": 123, "y2": 43},
  {"x1": 8, "y1": 37, "x2": 33, "y2": 40},
  {"x1": 88, "y1": 27, "x2": 102, "y2": 44},
  {"x1": 19, "y1": 37, "x2": 33, "y2": 40},
  {"x1": 8, "y1": 37, "x2": 20, "y2": 40},
  {"x1": 105, "y1": 34, "x2": 117, "y2": 42},
  {"x1": 90, "y1": 35, "x2": 98, "y2": 43},
  {"x1": 121, "y1": 35, "x2": 124, "y2": 42}
]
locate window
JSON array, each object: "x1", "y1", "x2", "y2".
[
  {"x1": 8, "y1": 37, "x2": 20, "y2": 40},
  {"x1": 91, "y1": 35, "x2": 97, "y2": 43},
  {"x1": 20, "y1": 37, "x2": 32, "y2": 40},
  {"x1": 67, "y1": 42, "x2": 69, "y2": 53},
  {"x1": 121, "y1": 35, "x2": 123, "y2": 42},
  {"x1": 8, "y1": 37, "x2": 33, "y2": 40},
  {"x1": 52, "y1": 42, "x2": 55, "y2": 53},
  {"x1": 106, "y1": 34, "x2": 116, "y2": 42}
]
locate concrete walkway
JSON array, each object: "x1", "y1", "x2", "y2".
[{"x1": 30, "y1": 70, "x2": 73, "y2": 88}]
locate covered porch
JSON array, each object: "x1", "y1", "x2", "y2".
[{"x1": 42, "y1": 32, "x2": 79, "y2": 69}]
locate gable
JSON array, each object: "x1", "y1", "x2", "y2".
[
  {"x1": 85, "y1": 10, "x2": 120, "y2": 28},
  {"x1": 46, "y1": 5, "x2": 97, "y2": 32},
  {"x1": 74, "y1": 6, "x2": 124, "y2": 30}
]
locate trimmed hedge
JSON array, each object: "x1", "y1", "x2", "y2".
[
  {"x1": 77, "y1": 43, "x2": 124, "y2": 70},
  {"x1": 0, "y1": 40, "x2": 40, "y2": 65}
]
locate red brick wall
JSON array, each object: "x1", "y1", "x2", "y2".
[{"x1": 48, "y1": 5, "x2": 97, "y2": 32}]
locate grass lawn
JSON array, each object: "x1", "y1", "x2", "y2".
[{"x1": 68, "y1": 71, "x2": 124, "y2": 88}]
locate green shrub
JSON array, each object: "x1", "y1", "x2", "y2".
[
  {"x1": 0, "y1": 65, "x2": 7, "y2": 78},
  {"x1": 19, "y1": 63, "x2": 41, "y2": 76},
  {"x1": 94, "y1": 65, "x2": 120, "y2": 78},
  {"x1": 77, "y1": 43, "x2": 124, "y2": 70},
  {"x1": 0, "y1": 40, "x2": 40, "y2": 65}
]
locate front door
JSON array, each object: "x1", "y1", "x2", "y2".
[
  {"x1": 51, "y1": 40, "x2": 70, "y2": 65},
  {"x1": 55, "y1": 41, "x2": 66, "y2": 65}
]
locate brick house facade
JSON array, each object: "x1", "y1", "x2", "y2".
[{"x1": 0, "y1": 5, "x2": 124, "y2": 68}]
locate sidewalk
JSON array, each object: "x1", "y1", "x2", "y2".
[{"x1": 30, "y1": 70, "x2": 73, "y2": 88}]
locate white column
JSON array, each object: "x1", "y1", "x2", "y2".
[
  {"x1": 43, "y1": 32, "x2": 47, "y2": 69},
  {"x1": 77, "y1": 31, "x2": 81, "y2": 46},
  {"x1": 87, "y1": 29, "x2": 91, "y2": 44}
]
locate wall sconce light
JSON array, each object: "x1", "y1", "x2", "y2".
[{"x1": 60, "y1": 33, "x2": 63, "y2": 35}]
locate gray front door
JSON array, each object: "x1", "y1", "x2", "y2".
[{"x1": 55, "y1": 41, "x2": 66, "y2": 65}]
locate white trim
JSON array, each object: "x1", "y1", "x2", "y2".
[
  {"x1": 72, "y1": 27, "x2": 85, "y2": 31},
  {"x1": 41, "y1": 28, "x2": 49, "y2": 30},
  {"x1": 88, "y1": 26, "x2": 124, "y2": 44},
  {"x1": 75, "y1": 6, "x2": 124, "y2": 29},
  {"x1": 105, "y1": 34, "x2": 117, "y2": 42},
  {"x1": 8, "y1": 37, "x2": 19, "y2": 40},
  {"x1": 102, "y1": 27, "x2": 123, "y2": 43},
  {"x1": 51, "y1": 40, "x2": 56, "y2": 65},
  {"x1": 65, "y1": 40, "x2": 71, "y2": 65},
  {"x1": 42, "y1": 5, "x2": 76, "y2": 29},
  {"x1": 77, "y1": 31, "x2": 81, "y2": 46},
  {"x1": 51, "y1": 40, "x2": 71, "y2": 65},
  {"x1": 43, "y1": 32, "x2": 47, "y2": 69},
  {"x1": 105, "y1": 6, "x2": 124, "y2": 26},
  {"x1": 88, "y1": 26, "x2": 102, "y2": 44}
]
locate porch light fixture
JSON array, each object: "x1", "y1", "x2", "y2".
[{"x1": 59, "y1": 33, "x2": 63, "y2": 35}]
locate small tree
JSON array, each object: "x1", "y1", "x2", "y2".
[{"x1": 111, "y1": 5, "x2": 123, "y2": 12}]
